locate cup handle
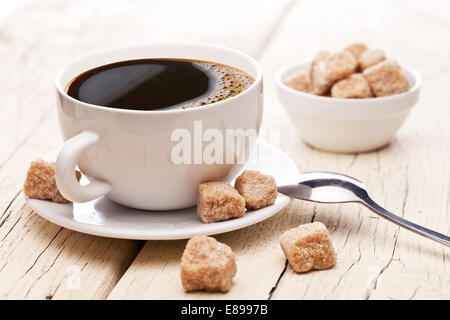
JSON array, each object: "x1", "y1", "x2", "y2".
[{"x1": 55, "y1": 131, "x2": 112, "y2": 203}]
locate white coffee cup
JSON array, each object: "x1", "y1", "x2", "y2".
[{"x1": 55, "y1": 43, "x2": 263, "y2": 210}]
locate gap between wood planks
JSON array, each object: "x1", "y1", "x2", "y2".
[
  {"x1": 0, "y1": 0, "x2": 300, "y2": 299},
  {"x1": 253, "y1": 0, "x2": 298, "y2": 60},
  {"x1": 258, "y1": 0, "x2": 303, "y2": 299},
  {"x1": 364, "y1": 165, "x2": 409, "y2": 299}
]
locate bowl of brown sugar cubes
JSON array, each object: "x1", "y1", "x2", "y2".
[{"x1": 275, "y1": 43, "x2": 421, "y2": 153}]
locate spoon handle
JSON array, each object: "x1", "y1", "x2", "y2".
[
  {"x1": 359, "y1": 194, "x2": 450, "y2": 247},
  {"x1": 277, "y1": 171, "x2": 450, "y2": 247}
]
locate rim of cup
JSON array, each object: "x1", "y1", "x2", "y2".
[{"x1": 55, "y1": 42, "x2": 263, "y2": 115}]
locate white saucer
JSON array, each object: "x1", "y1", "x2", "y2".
[{"x1": 26, "y1": 141, "x2": 299, "y2": 240}]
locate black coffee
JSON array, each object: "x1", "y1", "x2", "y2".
[{"x1": 67, "y1": 58, "x2": 254, "y2": 111}]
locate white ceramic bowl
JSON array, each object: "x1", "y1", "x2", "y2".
[{"x1": 275, "y1": 62, "x2": 421, "y2": 153}]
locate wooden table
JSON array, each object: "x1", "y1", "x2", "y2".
[{"x1": 1, "y1": 0, "x2": 448, "y2": 300}]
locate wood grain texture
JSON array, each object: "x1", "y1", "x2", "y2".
[
  {"x1": 0, "y1": 0, "x2": 293, "y2": 299},
  {"x1": 258, "y1": 0, "x2": 450, "y2": 299},
  {"x1": 0, "y1": 0, "x2": 449, "y2": 300},
  {"x1": 0, "y1": 110, "x2": 144, "y2": 299},
  {"x1": 109, "y1": 0, "x2": 449, "y2": 300}
]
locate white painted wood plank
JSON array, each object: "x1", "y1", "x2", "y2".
[
  {"x1": 110, "y1": 0, "x2": 450, "y2": 299},
  {"x1": 259, "y1": 0, "x2": 450, "y2": 299},
  {"x1": 0, "y1": 0, "x2": 294, "y2": 299}
]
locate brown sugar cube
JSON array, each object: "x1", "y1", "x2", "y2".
[
  {"x1": 344, "y1": 43, "x2": 368, "y2": 61},
  {"x1": 359, "y1": 48, "x2": 386, "y2": 70},
  {"x1": 284, "y1": 72, "x2": 312, "y2": 93},
  {"x1": 331, "y1": 73, "x2": 373, "y2": 98},
  {"x1": 197, "y1": 182, "x2": 245, "y2": 223},
  {"x1": 363, "y1": 60, "x2": 410, "y2": 97},
  {"x1": 311, "y1": 51, "x2": 331, "y2": 66},
  {"x1": 311, "y1": 51, "x2": 357, "y2": 95},
  {"x1": 280, "y1": 222, "x2": 336, "y2": 273},
  {"x1": 325, "y1": 51, "x2": 358, "y2": 83},
  {"x1": 24, "y1": 159, "x2": 81, "y2": 203},
  {"x1": 309, "y1": 51, "x2": 331, "y2": 78},
  {"x1": 234, "y1": 170, "x2": 277, "y2": 210},
  {"x1": 309, "y1": 51, "x2": 330, "y2": 95},
  {"x1": 181, "y1": 235, "x2": 237, "y2": 292}
]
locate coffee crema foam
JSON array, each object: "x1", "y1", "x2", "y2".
[{"x1": 180, "y1": 61, "x2": 255, "y2": 109}]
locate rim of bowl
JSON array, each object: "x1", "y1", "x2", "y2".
[
  {"x1": 55, "y1": 42, "x2": 263, "y2": 115},
  {"x1": 275, "y1": 61, "x2": 421, "y2": 103}
]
